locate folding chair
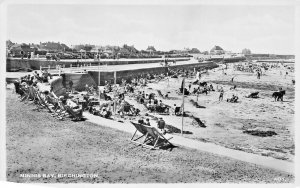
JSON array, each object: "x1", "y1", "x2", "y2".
[
  {"x1": 130, "y1": 122, "x2": 175, "y2": 150},
  {"x1": 52, "y1": 100, "x2": 68, "y2": 120},
  {"x1": 143, "y1": 126, "x2": 174, "y2": 150},
  {"x1": 35, "y1": 91, "x2": 53, "y2": 113},
  {"x1": 130, "y1": 122, "x2": 153, "y2": 146},
  {"x1": 64, "y1": 105, "x2": 84, "y2": 121}
]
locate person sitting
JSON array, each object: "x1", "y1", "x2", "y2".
[
  {"x1": 246, "y1": 92, "x2": 259, "y2": 98},
  {"x1": 103, "y1": 93, "x2": 112, "y2": 101},
  {"x1": 230, "y1": 85, "x2": 237, "y2": 90},
  {"x1": 118, "y1": 93, "x2": 125, "y2": 100},
  {"x1": 227, "y1": 94, "x2": 239, "y2": 103},
  {"x1": 138, "y1": 117, "x2": 144, "y2": 124},
  {"x1": 153, "y1": 99, "x2": 158, "y2": 106},
  {"x1": 192, "y1": 88, "x2": 198, "y2": 94},
  {"x1": 149, "y1": 93, "x2": 155, "y2": 100},
  {"x1": 173, "y1": 104, "x2": 181, "y2": 115},
  {"x1": 139, "y1": 96, "x2": 145, "y2": 104},
  {"x1": 132, "y1": 107, "x2": 140, "y2": 116},
  {"x1": 209, "y1": 84, "x2": 215, "y2": 91},
  {"x1": 145, "y1": 118, "x2": 151, "y2": 126},
  {"x1": 101, "y1": 108, "x2": 111, "y2": 119},
  {"x1": 146, "y1": 101, "x2": 155, "y2": 112}
]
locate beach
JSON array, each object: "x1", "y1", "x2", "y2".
[{"x1": 5, "y1": 87, "x2": 294, "y2": 183}]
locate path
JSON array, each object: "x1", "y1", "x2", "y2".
[{"x1": 83, "y1": 112, "x2": 294, "y2": 174}]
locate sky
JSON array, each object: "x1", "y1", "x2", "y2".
[{"x1": 6, "y1": 4, "x2": 295, "y2": 54}]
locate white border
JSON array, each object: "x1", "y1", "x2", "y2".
[{"x1": 0, "y1": 0, "x2": 299, "y2": 188}]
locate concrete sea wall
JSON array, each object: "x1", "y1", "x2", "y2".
[
  {"x1": 6, "y1": 58, "x2": 190, "y2": 71},
  {"x1": 88, "y1": 62, "x2": 218, "y2": 86}
]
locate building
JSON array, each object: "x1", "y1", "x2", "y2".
[
  {"x1": 9, "y1": 43, "x2": 38, "y2": 57},
  {"x1": 210, "y1": 45, "x2": 225, "y2": 55}
]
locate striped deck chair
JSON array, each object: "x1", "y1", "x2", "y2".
[
  {"x1": 53, "y1": 100, "x2": 69, "y2": 120},
  {"x1": 35, "y1": 91, "x2": 53, "y2": 113},
  {"x1": 130, "y1": 122, "x2": 175, "y2": 150},
  {"x1": 142, "y1": 126, "x2": 174, "y2": 150},
  {"x1": 20, "y1": 87, "x2": 29, "y2": 102},
  {"x1": 130, "y1": 122, "x2": 153, "y2": 146},
  {"x1": 64, "y1": 105, "x2": 83, "y2": 121}
]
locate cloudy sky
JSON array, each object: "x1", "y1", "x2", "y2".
[{"x1": 6, "y1": 4, "x2": 295, "y2": 54}]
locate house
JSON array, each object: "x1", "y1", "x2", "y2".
[
  {"x1": 146, "y1": 46, "x2": 156, "y2": 54},
  {"x1": 210, "y1": 45, "x2": 225, "y2": 55},
  {"x1": 9, "y1": 43, "x2": 37, "y2": 57}
]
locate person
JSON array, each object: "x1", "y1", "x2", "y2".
[
  {"x1": 257, "y1": 71, "x2": 261, "y2": 79},
  {"x1": 285, "y1": 71, "x2": 288, "y2": 79},
  {"x1": 219, "y1": 87, "x2": 224, "y2": 101},
  {"x1": 188, "y1": 83, "x2": 192, "y2": 91},
  {"x1": 153, "y1": 98, "x2": 158, "y2": 106},
  {"x1": 157, "y1": 117, "x2": 166, "y2": 134},
  {"x1": 85, "y1": 84, "x2": 89, "y2": 92},
  {"x1": 138, "y1": 117, "x2": 144, "y2": 124},
  {"x1": 69, "y1": 80, "x2": 73, "y2": 93},
  {"x1": 145, "y1": 118, "x2": 151, "y2": 126},
  {"x1": 209, "y1": 84, "x2": 214, "y2": 91},
  {"x1": 174, "y1": 104, "x2": 181, "y2": 115},
  {"x1": 159, "y1": 100, "x2": 164, "y2": 107}
]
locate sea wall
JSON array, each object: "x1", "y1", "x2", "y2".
[
  {"x1": 88, "y1": 62, "x2": 218, "y2": 85},
  {"x1": 63, "y1": 73, "x2": 97, "y2": 91},
  {"x1": 6, "y1": 58, "x2": 190, "y2": 71}
]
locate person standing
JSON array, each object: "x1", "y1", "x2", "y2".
[
  {"x1": 69, "y1": 80, "x2": 73, "y2": 93},
  {"x1": 219, "y1": 87, "x2": 224, "y2": 101},
  {"x1": 157, "y1": 117, "x2": 166, "y2": 134},
  {"x1": 257, "y1": 71, "x2": 261, "y2": 79},
  {"x1": 285, "y1": 71, "x2": 288, "y2": 79}
]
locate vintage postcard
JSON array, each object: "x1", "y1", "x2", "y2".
[{"x1": 0, "y1": 0, "x2": 298, "y2": 187}]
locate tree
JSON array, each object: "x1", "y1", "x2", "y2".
[
  {"x1": 189, "y1": 48, "x2": 201, "y2": 54},
  {"x1": 242, "y1": 48, "x2": 251, "y2": 55},
  {"x1": 202, "y1": 51, "x2": 209, "y2": 55}
]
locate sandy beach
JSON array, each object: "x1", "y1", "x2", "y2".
[{"x1": 127, "y1": 63, "x2": 294, "y2": 162}]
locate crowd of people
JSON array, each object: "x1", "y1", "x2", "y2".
[{"x1": 13, "y1": 72, "x2": 84, "y2": 121}]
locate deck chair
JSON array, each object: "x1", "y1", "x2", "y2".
[
  {"x1": 35, "y1": 91, "x2": 53, "y2": 113},
  {"x1": 64, "y1": 105, "x2": 84, "y2": 121},
  {"x1": 28, "y1": 86, "x2": 36, "y2": 101},
  {"x1": 20, "y1": 87, "x2": 30, "y2": 102},
  {"x1": 52, "y1": 100, "x2": 69, "y2": 120},
  {"x1": 142, "y1": 126, "x2": 174, "y2": 150},
  {"x1": 174, "y1": 106, "x2": 181, "y2": 115},
  {"x1": 157, "y1": 90, "x2": 165, "y2": 98},
  {"x1": 246, "y1": 92, "x2": 259, "y2": 98},
  {"x1": 123, "y1": 104, "x2": 133, "y2": 115},
  {"x1": 130, "y1": 122, "x2": 154, "y2": 147}
]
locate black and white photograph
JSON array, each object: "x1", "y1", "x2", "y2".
[{"x1": 1, "y1": 0, "x2": 299, "y2": 186}]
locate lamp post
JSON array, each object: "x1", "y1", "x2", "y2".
[{"x1": 98, "y1": 61, "x2": 101, "y2": 107}]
